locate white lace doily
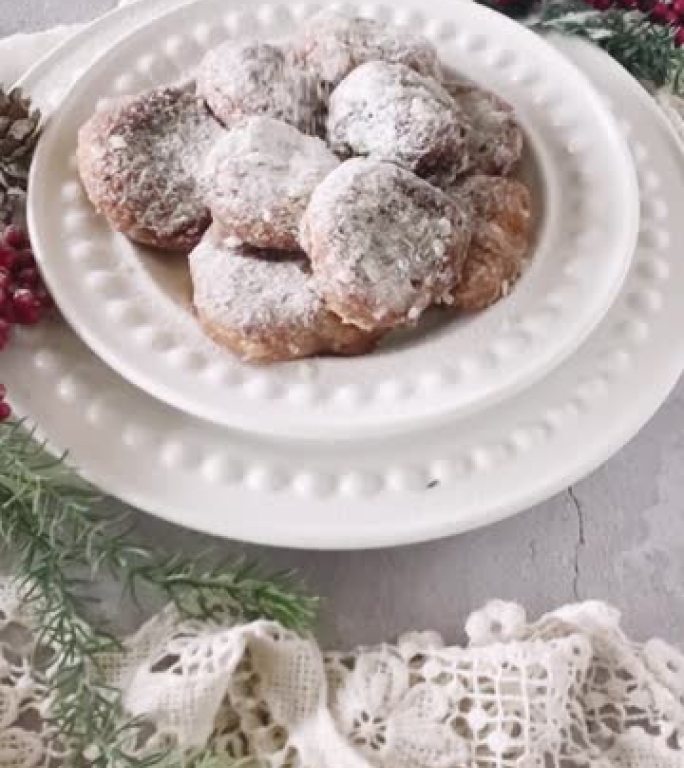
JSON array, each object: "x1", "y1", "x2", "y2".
[{"x1": 2, "y1": 585, "x2": 684, "y2": 768}]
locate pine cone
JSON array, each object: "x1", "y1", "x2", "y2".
[{"x1": 0, "y1": 88, "x2": 41, "y2": 225}]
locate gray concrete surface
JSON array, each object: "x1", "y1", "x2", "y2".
[{"x1": 6, "y1": 0, "x2": 684, "y2": 649}]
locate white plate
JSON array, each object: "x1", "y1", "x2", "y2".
[
  {"x1": 8, "y1": 0, "x2": 682, "y2": 549},
  {"x1": 27, "y1": 0, "x2": 638, "y2": 438}
]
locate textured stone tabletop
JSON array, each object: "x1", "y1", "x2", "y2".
[{"x1": 5, "y1": 0, "x2": 684, "y2": 649}]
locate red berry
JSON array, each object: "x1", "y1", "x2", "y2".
[
  {"x1": 0, "y1": 268, "x2": 11, "y2": 291},
  {"x1": 11, "y1": 288, "x2": 43, "y2": 325},
  {"x1": 0, "y1": 381, "x2": 11, "y2": 422},
  {"x1": 2, "y1": 226, "x2": 28, "y2": 250},
  {"x1": 651, "y1": 2, "x2": 676, "y2": 22},
  {"x1": 0, "y1": 246, "x2": 17, "y2": 271},
  {"x1": 0, "y1": 282, "x2": 14, "y2": 318},
  {"x1": 0, "y1": 297, "x2": 15, "y2": 322},
  {"x1": 0, "y1": 319, "x2": 10, "y2": 350},
  {"x1": 16, "y1": 267, "x2": 40, "y2": 287},
  {"x1": 14, "y1": 249, "x2": 35, "y2": 270},
  {"x1": 34, "y1": 286, "x2": 53, "y2": 309},
  {"x1": 676, "y1": 26, "x2": 684, "y2": 44},
  {"x1": 673, "y1": 0, "x2": 684, "y2": 14}
]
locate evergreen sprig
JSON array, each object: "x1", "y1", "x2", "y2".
[
  {"x1": 531, "y1": 1, "x2": 684, "y2": 92},
  {"x1": 0, "y1": 420, "x2": 318, "y2": 767}
]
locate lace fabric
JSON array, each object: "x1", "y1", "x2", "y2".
[
  {"x1": 1, "y1": 585, "x2": 683, "y2": 768},
  {"x1": 0, "y1": 583, "x2": 61, "y2": 768}
]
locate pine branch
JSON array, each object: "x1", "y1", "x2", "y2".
[
  {"x1": 130, "y1": 556, "x2": 318, "y2": 630},
  {"x1": 532, "y1": 1, "x2": 684, "y2": 92},
  {"x1": 0, "y1": 428, "x2": 144, "y2": 766},
  {"x1": 0, "y1": 421, "x2": 318, "y2": 767}
]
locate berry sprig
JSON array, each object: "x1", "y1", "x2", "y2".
[
  {"x1": 519, "y1": 0, "x2": 684, "y2": 92},
  {"x1": 586, "y1": 0, "x2": 684, "y2": 45},
  {"x1": 485, "y1": 0, "x2": 684, "y2": 61},
  {"x1": 0, "y1": 224, "x2": 52, "y2": 421}
]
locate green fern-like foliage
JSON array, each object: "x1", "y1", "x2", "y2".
[
  {"x1": 533, "y1": 1, "x2": 684, "y2": 92},
  {"x1": 0, "y1": 421, "x2": 317, "y2": 767},
  {"x1": 477, "y1": 0, "x2": 684, "y2": 93}
]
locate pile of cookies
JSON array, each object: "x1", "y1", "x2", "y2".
[{"x1": 77, "y1": 9, "x2": 532, "y2": 363}]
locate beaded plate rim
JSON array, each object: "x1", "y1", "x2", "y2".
[
  {"x1": 27, "y1": 0, "x2": 638, "y2": 438},
  {"x1": 6, "y1": 2, "x2": 682, "y2": 549}
]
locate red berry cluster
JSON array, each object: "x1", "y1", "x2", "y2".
[
  {"x1": 586, "y1": 0, "x2": 684, "y2": 45},
  {"x1": 0, "y1": 226, "x2": 53, "y2": 422}
]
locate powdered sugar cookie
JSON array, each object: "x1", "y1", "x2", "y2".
[
  {"x1": 203, "y1": 116, "x2": 339, "y2": 251},
  {"x1": 291, "y1": 9, "x2": 442, "y2": 87},
  {"x1": 444, "y1": 82, "x2": 523, "y2": 180},
  {"x1": 452, "y1": 175, "x2": 532, "y2": 311},
  {"x1": 301, "y1": 158, "x2": 471, "y2": 331},
  {"x1": 189, "y1": 230, "x2": 381, "y2": 362},
  {"x1": 327, "y1": 62, "x2": 469, "y2": 177},
  {"x1": 78, "y1": 85, "x2": 221, "y2": 251},
  {"x1": 197, "y1": 41, "x2": 324, "y2": 134}
]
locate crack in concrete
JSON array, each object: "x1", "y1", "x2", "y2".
[{"x1": 568, "y1": 486, "x2": 585, "y2": 600}]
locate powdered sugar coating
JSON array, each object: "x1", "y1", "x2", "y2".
[
  {"x1": 189, "y1": 229, "x2": 381, "y2": 362},
  {"x1": 443, "y1": 82, "x2": 523, "y2": 180},
  {"x1": 203, "y1": 116, "x2": 339, "y2": 251},
  {"x1": 291, "y1": 9, "x2": 442, "y2": 87},
  {"x1": 327, "y1": 62, "x2": 469, "y2": 177},
  {"x1": 451, "y1": 175, "x2": 532, "y2": 311},
  {"x1": 197, "y1": 41, "x2": 325, "y2": 134},
  {"x1": 78, "y1": 85, "x2": 222, "y2": 251},
  {"x1": 301, "y1": 158, "x2": 471, "y2": 331}
]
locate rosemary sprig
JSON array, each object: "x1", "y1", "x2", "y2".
[
  {"x1": 532, "y1": 1, "x2": 684, "y2": 92},
  {"x1": 0, "y1": 420, "x2": 318, "y2": 767},
  {"x1": 131, "y1": 555, "x2": 319, "y2": 628}
]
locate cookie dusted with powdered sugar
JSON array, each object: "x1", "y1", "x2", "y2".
[
  {"x1": 189, "y1": 230, "x2": 382, "y2": 362},
  {"x1": 451, "y1": 175, "x2": 532, "y2": 311},
  {"x1": 77, "y1": 85, "x2": 222, "y2": 251},
  {"x1": 441, "y1": 82, "x2": 523, "y2": 181},
  {"x1": 291, "y1": 9, "x2": 442, "y2": 87},
  {"x1": 197, "y1": 41, "x2": 325, "y2": 134},
  {"x1": 203, "y1": 116, "x2": 339, "y2": 251},
  {"x1": 301, "y1": 158, "x2": 471, "y2": 332},
  {"x1": 327, "y1": 62, "x2": 470, "y2": 177}
]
